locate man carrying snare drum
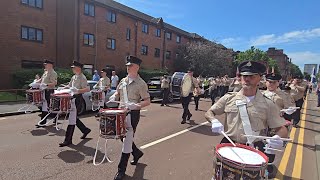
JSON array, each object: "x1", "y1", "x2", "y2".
[
  {"x1": 109, "y1": 55, "x2": 150, "y2": 180},
  {"x1": 93, "y1": 68, "x2": 111, "y2": 108},
  {"x1": 36, "y1": 59, "x2": 57, "y2": 127},
  {"x1": 59, "y1": 60, "x2": 91, "y2": 147},
  {"x1": 205, "y1": 61, "x2": 288, "y2": 176}
]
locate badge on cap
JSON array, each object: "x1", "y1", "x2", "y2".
[{"x1": 246, "y1": 61, "x2": 252, "y2": 67}]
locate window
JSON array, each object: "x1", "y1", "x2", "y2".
[
  {"x1": 156, "y1": 29, "x2": 161, "y2": 37},
  {"x1": 126, "y1": 28, "x2": 131, "y2": 40},
  {"x1": 166, "y1": 51, "x2": 171, "y2": 59},
  {"x1": 21, "y1": 26, "x2": 43, "y2": 42},
  {"x1": 155, "y1": 48, "x2": 160, "y2": 57},
  {"x1": 107, "y1": 38, "x2": 116, "y2": 50},
  {"x1": 107, "y1": 11, "x2": 116, "y2": 23},
  {"x1": 176, "y1": 35, "x2": 181, "y2": 43},
  {"x1": 166, "y1": 32, "x2": 172, "y2": 40},
  {"x1": 21, "y1": 60, "x2": 43, "y2": 69},
  {"x1": 141, "y1": 45, "x2": 148, "y2": 55},
  {"x1": 176, "y1": 53, "x2": 180, "y2": 59},
  {"x1": 142, "y1": 23, "x2": 148, "y2": 34},
  {"x1": 83, "y1": 33, "x2": 94, "y2": 46},
  {"x1": 84, "y1": 3, "x2": 95, "y2": 17},
  {"x1": 21, "y1": 0, "x2": 43, "y2": 9}
]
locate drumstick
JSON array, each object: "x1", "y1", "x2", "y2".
[
  {"x1": 221, "y1": 131, "x2": 236, "y2": 147},
  {"x1": 263, "y1": 147, "x2": 283, "y2": 152},
  {"x1": 242, "y1": 135, "x2": 292, "y2": 142}
]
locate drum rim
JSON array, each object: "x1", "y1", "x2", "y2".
[
  {"x1": 26, "y1": 89, "x2": 42, "y2": 92},
  {"x1": 52, "y1": 93, "x2": 72, "y2": 97},
  {"x1": 215, "y1": 143, "x2": 268, "y2": 167}
]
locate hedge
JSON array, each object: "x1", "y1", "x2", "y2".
[
  {"x1": 12, "y1": 68, "x2": 91, "y2": 89},
  {"x1": 12, "y1": 68, "x2": 168, "y2": 89}
]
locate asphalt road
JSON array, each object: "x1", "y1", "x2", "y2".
[{"x1": 0, "y1": 95, "x2": 319, "y2": 180}]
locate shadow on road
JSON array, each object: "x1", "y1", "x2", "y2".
[
  {"x1": 125, "y1": 163, "x2": 148, "y2": 180},
  {"x1": 291, "y1": 141, "x2": 315, "y2": 151}
]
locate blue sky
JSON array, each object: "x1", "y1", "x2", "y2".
[{"x1": 115, "y1": 0, "x2": 320, "y2": 71}]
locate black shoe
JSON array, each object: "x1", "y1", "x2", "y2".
[
  {"x1": 160, "y1": 104, "x2": 164, "y2": 106},
  {"x1": 187, "y1": 114, "x2": 192, "y2": 120},
  {"x1": 165, "y1": 104, "x2": 169, "y2": 107},
  {"x1": 195, "y1": 108, "x2": 198, "y2": 111},
  {"x1": 181, "y1": 120, "x2": 186, "y2": 124},
  {"x1": 95, "y1": 113, "x2": 100, "y2": 118},
  {"x1": 130, "y1": 151, "x2": 144, "y2": 165},
  {"x1": 114, "y1": 172, "x2": 126, "y2": 180},
  {"x1": 80, "y1": 129, "x2": 91, "y2": 139}
]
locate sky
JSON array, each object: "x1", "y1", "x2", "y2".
[{"x1": 114, "y1": 0, "x2": 320, "y2": 72}]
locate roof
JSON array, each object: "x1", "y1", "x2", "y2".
[{"x1": 94, "y1": 0, "x2": 198, "y2": 38}]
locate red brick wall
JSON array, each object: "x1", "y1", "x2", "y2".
[{"x1": 0, "y1": 0, "x2": 57, "y2": 89}]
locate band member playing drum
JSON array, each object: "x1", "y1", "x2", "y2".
[
  {"x1": 109, "y1": 56, "x2": 150, "y2": 180},
  {"x1": 180, "y1": 68, "x2": 199, "y2": 124},
  {"x1": 93, "y1": 68, "x2": 111, "y2": 108},
  {"x1": 205, "y1": 61, "x2": 288, "y2": 177},
  {"x1": 59, "y1": 60, "x2": 91, "y2": 147},
  {"x1": 37, "y1": 59, "x2": 57, "y2": 127}
]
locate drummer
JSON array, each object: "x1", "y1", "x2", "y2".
[
  {"x1": 289, "y1": 75, "x2": 306, "y2": 128},
  {"x1": 37, "y1": 59, "x2": 57, "y2": 127},
  {"x1": 93, "y1": 68, "x2": 111, "y2": 108},
  {"x1": 180, "y1": 68, "x2": 199, "y2": 124},
  {"x1": 109, "y1": 55, "x2": 150, "y2": 180},
  {"x1": 205, "y1": 61, "x2": 288, "y2": 157},
  {"x1": 59, "y1": 60, "x2": 91, "y2": 147}
]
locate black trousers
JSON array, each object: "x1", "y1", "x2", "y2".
[
  {"x1": 181, "y1": 94, "x2": 192, "y2": 120},
  {"x1": 73, "y1": 95, "x2": 90, "y2": 132},
  {"x1": 210, "y1": 89, "x2": 218, "y2": 105},
  {"x1": 194, "y1": 96, "x2": 200, "y2": 110},
  {"x1": 161, "y1": 88, "x2": 169, "y2": 105},
  {"x1": 293, "y1": 98, "x2": 304, "y2": 125},
  {"x1": 43, "y1": 89, "x2": 54, "y2": 111}
]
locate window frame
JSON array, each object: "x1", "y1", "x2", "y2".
[
  {"x1": 20, "y1": 25, "x2": 43, "y2": 43},
  {"x1": 166, "y1": 32, "x2": 172, "y2": 40},
  {"x1": 83, "y1": 33, "x2": 95, "y2": 47},
  {"x1": 126, "y1": 28, "x2": 131, "y2": 41},
  {"x1": 176, "y1": 35, "x2": 181, "y2": 43},
  {"x1": 156, "y1": 28, "x2": 161, "y2": 37},
  {"x1": 142, "y1": 23, "x2": 149, "y2": 34},
  {"x1": 107, "y1": 11, "x2": 116, "y2": 23},
  {"x1": 154, "y1": 48, "x2": 160, "y2": 58},
  {"x1": 107, "y1": 38, "x2": 116, "y2": 50},
  {"x1": 166, "y1": 50, "x2": 171, "y2": 59},
  {"x1": 21, "y1": 0, "x2": 43, "y2": 9},
  {"x1": 84, "y1": 2, "x2": 95, "y2": 17},
  {"x1": 141, "y1": 45, "x2": 148, "y2": 55}
]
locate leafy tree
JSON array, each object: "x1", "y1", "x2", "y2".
[
  {"x1": 174, "y1": 42, "x2": 233, "y2": 77},
  {"x1": 288, "y1": 63, "x2": 303, "y2": 78}
]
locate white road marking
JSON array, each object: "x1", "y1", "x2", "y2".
[{"x1": 140, "y1": 121, "x2": 209, "y2": 149}]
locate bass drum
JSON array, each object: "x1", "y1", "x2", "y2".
[{"x1": 181, "y1": 74, "x2": 192, "y2": 97}]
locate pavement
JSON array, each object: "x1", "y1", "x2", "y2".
[
  {"x1": 0, "y1": 94, "x2": 319, "y2": 180},
  {"x1": 0, "y1": 101, "x2": 39, "y2": 116}
]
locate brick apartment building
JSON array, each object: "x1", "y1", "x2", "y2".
[
  {"x1": 266, "y1": 47, "x2": 290, "y2": 80},
  {"x1": 0, "y1": 0, "x2": 204, "y2": 89}
]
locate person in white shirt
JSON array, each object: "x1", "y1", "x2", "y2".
[{"x1": 111, "y1": 71, "x2": 119, "y2": 90}]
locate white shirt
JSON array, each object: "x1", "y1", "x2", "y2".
[{"x1": 111, "y1": 75, "x2": 119, "y2": 87}]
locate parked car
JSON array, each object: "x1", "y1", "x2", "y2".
[{"x1": 147, "y1": 76, "x2": 176, "y2": 103}]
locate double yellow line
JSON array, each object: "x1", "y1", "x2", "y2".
[{"x1": 275, "y1": 96, "x2": 308, "y2": 179}]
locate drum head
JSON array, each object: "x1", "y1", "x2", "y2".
[
  {"x1": 216, "y1": 143, "x2": 268, "y2": 165},
  {"x1": 181, "y1": 74, "x2": 192, "y2": 97}
]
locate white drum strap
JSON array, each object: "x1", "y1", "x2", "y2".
[
  {"x1": 93, "y1": 137, "x2": 113, "y2": 166},
  {"x1": 235, "y1": 100, "x2": 259, "y2": 145},
  {"x1": 122, "y1": 82, "x2": 129, "y2": 103}
]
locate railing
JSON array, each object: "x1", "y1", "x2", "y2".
[{"x1": 0, "y1": 89, "x2": 27, "y2": 103}]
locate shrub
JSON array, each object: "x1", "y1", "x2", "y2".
[{"x1": 116, "y1": 69, "x2": 168, "y2": 82}]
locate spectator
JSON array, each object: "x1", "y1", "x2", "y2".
[
  {"x1": 111, "y1": 71, "x2": 119, "y2": 90},
  {"x1": 92, "y1": 70, "x2": 100, "y2": 81},
  {"x1": 316, "y1": 82, "x2": 320, "y2": 107}
]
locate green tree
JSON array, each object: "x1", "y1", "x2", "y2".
[
  {"x1": 235, "y1": 46, "x2": 279, "y2": 73},
  {"x1": 288, "y1": 63, "x2": 303, "y2": 78}
]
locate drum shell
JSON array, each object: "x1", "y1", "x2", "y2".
[
  {"x1": 26, "y1": 89, "x2": 43, "y2": 105},
  {"x1": 214, "y1": 143, "x2": 268, "y2": 180},
  {"x1": 49, "y1": 94, "x2": 72, "y2": 113},
  {"x1": 98, "y1": 108, "x2": 126, "y2": 139},
  {"x1": 91, "y1": 90, "x2": 103, "y2": 102}
]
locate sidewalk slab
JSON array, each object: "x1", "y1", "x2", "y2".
[{"x1": 0, "y1": 102, "x2": 40, "y2": 117}]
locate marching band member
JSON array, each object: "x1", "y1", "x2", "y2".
[
  {"x1": 180, "y1": 68, "x2": 199, "y2": 124},
  {"x1": 230, "y1": 76, "x2": 242, "y2": 92},
  {"x1": 205, "y1": 61, "x2": 288, "y2": 174},
  {"x1": 193, "y1": 75, "x2": 201, "y2": 111},
  {"x1": 93, "y1": 68, "x2": 111, "y2": 108},
  {"x1": 289, "y1": 75, "x2": 306, "y2": 127},
  {"x1": 209, "y1": 78, "x2": 218, "y2": 105},
  {"x1": 109, "y1": 56, "x2": 150, "y2": 180},
  {"x1": 37, "y1": 59, "x2": 57, "y2": 127},
  {"x1": 59, "y1": 61, "x2": 91, "y2": 147}
]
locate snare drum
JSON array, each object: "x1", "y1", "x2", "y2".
[
  {"x1": 91, "y1": 90, "x2": 103, "y2": 102},
  {"x1": 26, "y1": 89, "x2": 43, "y2": 105},
  {"x1": 214, "y1": 143, "x2": 268, "y2": 180},
  {"x1": 98, "y1": 108, "x2": 126, "y2": 139},
  {"x1": 49, "y1": 93, "x2": 72, "y2": 113}
]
